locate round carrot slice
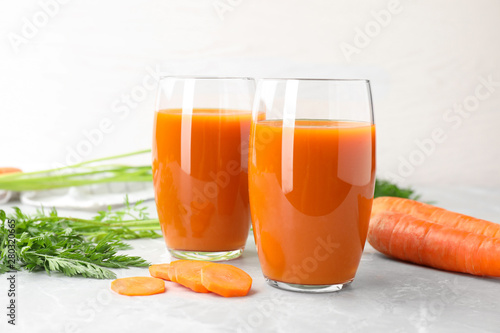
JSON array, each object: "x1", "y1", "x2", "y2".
[
  {"x1": 172, "y1": 260, "x2": 212, "y2": 293},
  {"x1": 111, "y1": 277, "x2": 165, "y2": 296},
  {"x1": 201, "y1": 264, "x2": 252, "y2": 297},
  {"x1": 149, "y1": 264, "x2": 171, "y2": 281},
  {"x1": 168, "y1": 260, "x2": 191, "y2": 283}
]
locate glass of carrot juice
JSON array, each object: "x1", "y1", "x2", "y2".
[
  {"x1": 153, "y1": 77, "x2": 255, "y2": 261},
  {"x1": 249, "y1": 78, "x2": 376, "y2": 292}
]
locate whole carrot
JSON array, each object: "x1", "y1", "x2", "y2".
[
  {"x1": 368, "y1": 212, "x2": 500, "y2": 277},
  {"x1": 372, "y1": 197, "x2": 500, "y2": 238}
]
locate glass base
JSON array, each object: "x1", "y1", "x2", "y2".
[
  {"x1": 168, "y1": 248, "x2": 244, "y2": 261},
  {"x1": 265, "y1": 277, "x2": 353, "y2": 293}
]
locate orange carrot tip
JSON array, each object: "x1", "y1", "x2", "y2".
[
  {"x1": 149, "y1": 264, "x2": 171, "y2": 281},
  {"x1": 0, "y1": 167, "x2": 22, "y2": 175},
  {"x1": 111, "y1": 277, "x2": 165, "y2": 296},
  {"x1": 201, "y1": 263, "x2": 252, "y2": 297}
]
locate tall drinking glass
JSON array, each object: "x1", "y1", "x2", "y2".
[
  {"x1": 153, "y1": 77, "x2": 255, "y2": 261},
  {"x1": 249, "y1": 79, "x2": 376, "y2": 292}
]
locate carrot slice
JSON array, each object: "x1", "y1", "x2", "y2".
[
  {"x1": 171, "y1": 260, "x2": 212, "y2": 293},
  {"x1": 201, "y1": 264, "x2": 252, "y2": 297},
  {"x1": 149, "y1": 264, "x2": 171, "y2": 281},
  {"x1": 168, "y1": 264, "x2": 177, "y2": 282},
  {"x1": 111, "y1": 277, "x2": 165, "y2": 296},
  {"x1": 168, "y1": 260, "x2": 192, "y2": 283}
]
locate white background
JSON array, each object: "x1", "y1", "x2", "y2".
[{"x1": 0, "y1": 0, "x2": 499, "y2": 187}]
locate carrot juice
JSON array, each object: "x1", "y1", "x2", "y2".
[
  {"x1": 249, "y1": 120, "x2": 376, "y2": 285},
  {"x1": 152, "y1": 108, "x2": 251, "y2": 253}
]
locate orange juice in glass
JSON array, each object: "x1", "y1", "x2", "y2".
[
  {"x1": 249, "y1": 79, "x2": 376, "y2": 292},
  {"x1": 153, "y1": 77, "x2": 255, "y2": 260}
]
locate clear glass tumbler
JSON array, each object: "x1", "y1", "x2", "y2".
[
  {"x1": 153, "y1": 77, "x2": 255, "y2": 261},
  {"x1": 249, "y1": 78, "x2": 376, "y2": 292}
]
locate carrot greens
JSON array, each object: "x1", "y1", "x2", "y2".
[
  {"x1": 374, "y1": 179, "x2": 420, "y2": 200},
  {"x1": 0, "y1": 199, "x2": 161, "y2": 279}
]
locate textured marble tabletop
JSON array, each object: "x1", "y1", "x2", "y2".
[{"x1": 1, "y1": 185, "x2": 499, "y2": 333}]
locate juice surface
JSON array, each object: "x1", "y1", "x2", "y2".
[
  {"x1": 153, "y1": 108, "x2": 251, "y2": 251},
  {"x1": 249, "y1": 120, "x2": 376, "y2": 285}
]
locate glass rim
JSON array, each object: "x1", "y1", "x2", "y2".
[
  {"x1": 255, "y1": 77, "x2": 370, "y2": 83},
  {"x1": 156, "y1": 76, "x2": 369, "y2": 83},
  {"x1": 158, "y1": 75, "x2": 255, "y2": 81}
]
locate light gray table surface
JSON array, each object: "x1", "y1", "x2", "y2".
[{"x1": 1, "y1": 185, "x2": 499, "y2": 333}]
